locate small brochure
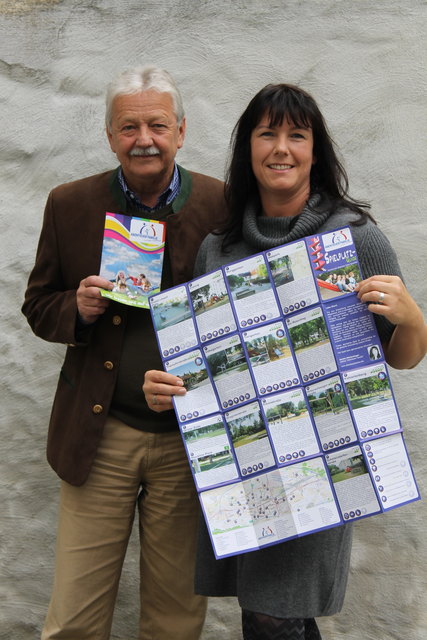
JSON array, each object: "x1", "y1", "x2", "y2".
[
  {"x1": 99, "y1": 212, "x2": 166, "y2": 309},
  {"x1": 149, "y1": 226, "x2": 420, "y2": 558}
]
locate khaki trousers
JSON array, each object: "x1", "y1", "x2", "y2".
[{"x1": 42, "y1": 417, "x2": 207, "y2": 640}]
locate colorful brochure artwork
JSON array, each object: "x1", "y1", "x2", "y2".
[
  {"x1": 99, "y1": 212, "x2": 166, "y2": 309},
  {"x1": 149, "y1": 226, "x2": 420, "y2": 558}
]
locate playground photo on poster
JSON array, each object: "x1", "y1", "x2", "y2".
[
  {"x1": 227, "y1": 404, "x2": 268, "y2": 449},
  {"x1": 151, "y1": 287, "x2": 192, "y2": 331},
  {"x1": 189, "y1": 274, "x2": 231, "y2": 315},
  {"x1": 307, "y1": 378, "x2": 349, "y2": 418},
  {"x1": 287, "y1": 310, "x2": 330, "y2": 353},
  {"x1": 226, "y1": 255, "x2": 271, "y2": 301},
  {"x1": 206, "y1": 337, "x2": 248, "y2": 378},
  {"x1": 316, "y1": 265, "x2": 361, "y2": 299},
  {"x1": 245, "y1": 326, "x2": 292, "y2": 367},
  {"x1": 345, "y1": 371, "x2": 392, "y2": 410},
  {"x1": 327, "y1": 448, "x2": 368, "y2": 483}
]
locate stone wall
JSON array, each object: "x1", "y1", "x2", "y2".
[{"x1": 1, "y1": 1, "x2": 426, "y2": 638}]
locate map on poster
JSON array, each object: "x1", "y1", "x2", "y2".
[{"x1": 150, "y1": 226, "x2": 420, "y2": 558}]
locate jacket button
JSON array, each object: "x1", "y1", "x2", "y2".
[
  {"x1": 92, "y1": 404, "x2": 103, "y2": 414},
  {"x1": 104, "y1": 361, "x2": 114, "y2": 370},
  {"x1": 112, "y1": 315, "x2": 122, "y2": 326}
]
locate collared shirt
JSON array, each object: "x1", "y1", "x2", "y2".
[{"x1": 117, "y1": 163, "x2": 180, "y2": 212}]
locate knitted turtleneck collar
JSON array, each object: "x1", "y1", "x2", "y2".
[{"x1": 242, "y1": 193, "x2": 332, "y2": 251}]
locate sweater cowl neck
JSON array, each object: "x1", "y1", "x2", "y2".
[{"x1": 242, "y1": 193, "x2": 331, "y2": 251}]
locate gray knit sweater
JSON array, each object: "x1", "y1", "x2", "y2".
[{"x1": 194, "y1": 195, "x2": 403, "y2": 618}]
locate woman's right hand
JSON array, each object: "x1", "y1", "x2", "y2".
[{"x1": 143, "y1": 369, "x2": 186, "y2": 413}]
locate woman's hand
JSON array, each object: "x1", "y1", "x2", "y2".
[
  {"x1": 355, "y1": 275, "x2": 419, "y2": 325},
  {"x1": 143, "y1": 369, "x2": 186, "y2": 413},
  {"x1": 356, "y1": 275, "x2": 427, "y2": 369}
]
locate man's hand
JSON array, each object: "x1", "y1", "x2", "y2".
[
  {"x1": 76, "y1": 275, "x2": 113, "y2": 324},
  {"x1": 143, "y1": 369, "x2": 186, "y2": 412}
]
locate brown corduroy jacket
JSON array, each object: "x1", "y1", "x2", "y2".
[{"x1": 22, "y1": 166, "x2": 227, "y2": 485}]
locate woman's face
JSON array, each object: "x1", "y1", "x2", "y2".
[{"x1": 250, "y1": 113, "x2": 314, "y2": 202}]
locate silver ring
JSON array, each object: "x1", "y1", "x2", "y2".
[
  {"x1": 378, "y1": 291, "x2": 385, "y2": 303},
  {"x1": 152, "y1": 394, "x2": 158, "y2": 405}
]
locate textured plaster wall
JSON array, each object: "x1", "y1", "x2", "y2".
[{"x1": 1, "y1": 1, "x2": 426, "y2": 639}]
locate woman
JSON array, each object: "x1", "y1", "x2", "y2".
[{"x1": 143, "y1": 84, "x2": 427, "y2": 639}]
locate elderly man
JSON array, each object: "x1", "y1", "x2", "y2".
[{"x1": 22, "y1": 66, "x2": 227, "y2": 640}]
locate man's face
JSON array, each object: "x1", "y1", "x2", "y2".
[{"x1": 107, "y1": 89, "x2": 186, "y2": 195}]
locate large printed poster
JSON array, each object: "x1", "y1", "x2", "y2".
[{"x1": 150, "y1": 227, "x2": 420, "y2": 558}]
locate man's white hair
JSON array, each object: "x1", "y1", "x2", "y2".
[{"x1": 105, "y1": 66, "x2": 184, "y2": 131}]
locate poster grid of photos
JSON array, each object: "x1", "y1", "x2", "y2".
[{"x1": 150, "y1": 227, "x2": 420, "y2": 559}]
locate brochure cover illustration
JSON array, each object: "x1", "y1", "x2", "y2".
[
  {"x1": 149, "y1": 227, "x2": 420, "y2": 559},
  {"x1": 99, "y1": 212, "x2": 166, "y2": 309}
]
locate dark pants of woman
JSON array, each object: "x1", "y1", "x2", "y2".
[{"x1": 242, "y1": 610, "x2": 322, "y2": 640}]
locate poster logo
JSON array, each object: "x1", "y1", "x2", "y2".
[{"x1": 130, "y1": 219, "x2": 164, "y2": 247}]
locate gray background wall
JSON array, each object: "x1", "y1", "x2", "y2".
[{"x1": 1, "y1": 1, "x2": 426, "y2": 638}]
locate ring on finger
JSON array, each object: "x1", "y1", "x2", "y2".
[
  {"x1": 378, "y1": 291, "x2": 385, "y2": 304},
  {"x1": 152, "y1": 394, "x2": 158, "y2": 405}
]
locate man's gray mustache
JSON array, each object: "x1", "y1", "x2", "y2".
[{"x1": 130, "y1": 147, "x2": 160, "y2": 157}]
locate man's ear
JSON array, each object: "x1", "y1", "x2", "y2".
[
  {"x1": 177, "y1": 117, "x2": 186, "y2": 150},
  {"x1": 106, "y1": 127, "x2": 116, "y2": 153}
]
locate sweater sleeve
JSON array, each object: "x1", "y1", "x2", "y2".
[
  {"x1": 193, "y1": 234, "x2": 211, "y2": 278},
  {"x1": 352, "y1": 222, "x2": 403, "y2": 344},
  {"x1": 352, "y1": 223, "x2": 403, "y2": 281}
]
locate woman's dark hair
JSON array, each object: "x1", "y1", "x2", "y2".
[{"x1": 220, "y1": 83, "x2": 374, "y2": 249}]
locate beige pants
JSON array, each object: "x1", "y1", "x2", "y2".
[{"x1": 42, "y1": 417, "x2": 207, "y2": 640}]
